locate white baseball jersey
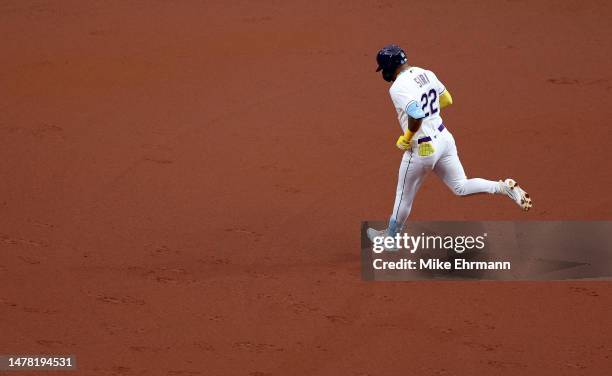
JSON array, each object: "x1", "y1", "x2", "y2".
[
  {"x1": 383, "y1": 66, "x2": 502, "y2": 233},
  {"x1": 389, "y1": 67, "x2": 446, "y2": 139}
]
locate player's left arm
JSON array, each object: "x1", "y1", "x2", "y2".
[{"x1": 396, "y1": 102, "x2": 425, "y2": 150}]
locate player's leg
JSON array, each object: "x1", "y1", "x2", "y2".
[
  {"x1": 367, "y1": 151, "x2": 427, "y2": 244},
  {"x1": 434, "y1": 133, "x2": 532, "y2": 210},
  {"x1": 389, "y1": 152, "x2": 427, "y2": 232},
  {"x1": 367, "y1": 151, "x2": 428, "y2": 247},
  {"x1": 434, "y1": 135, "x2": 500, "y2": 196}
]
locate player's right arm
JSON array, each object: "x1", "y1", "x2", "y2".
[
  {"x1": 431, "y1": 70, "x2": 452, "y2": 109},
  {"x1": 440, "y1": 90, "x2": 453, "y2": 108}
]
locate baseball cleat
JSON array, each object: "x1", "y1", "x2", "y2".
[
  {"x1": 366, "y1": 227, "x2": 399, "y2": 252},
  {"x1": 499, "y1": 178, "x2": 532, "y2": 211},
  {"x1": 367, "y1": 227, "x2": 387, "y2": 242}
]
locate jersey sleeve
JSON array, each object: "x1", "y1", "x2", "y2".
[
  {"x1": 429, "y1": 70, "x2": 447, "y2": 96},
  {"x1": 389, "y1": 85, "x2": 417, "y2": 114},
  {"x1": 389, "y1": 85, "x2": 425, "y2": 120}
]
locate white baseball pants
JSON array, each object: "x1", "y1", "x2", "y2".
[{"x1": 390, "y1": 129, "x2": 500, "y2": 226}]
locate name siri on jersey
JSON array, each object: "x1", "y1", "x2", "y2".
[{"x1": 413, "y1": 73, "x2": 430, "y2": 88}]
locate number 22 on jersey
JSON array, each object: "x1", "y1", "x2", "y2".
[{"x1": 420, "y1": 89, "x2": 438, "y2": 118}]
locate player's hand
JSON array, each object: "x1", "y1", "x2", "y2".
[{"x1": 396, "y1": 134, "x2": 412, "y2": 151}]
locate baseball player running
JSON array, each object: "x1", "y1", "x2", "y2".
[{"x1": 368, "y1": 44, "x2": 532, "y2": 244}]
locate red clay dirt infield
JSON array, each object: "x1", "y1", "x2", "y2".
[{"x1": 1, "y1": 1, "x2": 611, "y2": 375}]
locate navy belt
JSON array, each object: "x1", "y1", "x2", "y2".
[{"x1": 417, "y1": 123, "x2": 445, "y2": 144}]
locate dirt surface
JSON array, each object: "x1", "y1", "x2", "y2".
[{"x1": 1, "y1": 1, "x2": 611, "y2": 375}]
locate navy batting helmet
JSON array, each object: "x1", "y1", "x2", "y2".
[{"x1": 376, "y1": 44, "x2": 407, "y2": 82}]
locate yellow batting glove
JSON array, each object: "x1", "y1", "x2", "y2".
[
  {"x1": 396, "y1": 130, "x2": 414, "y2": 151},
  {"x1": 396, "y1": 135, "x2": 411, "y2": 150}
]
